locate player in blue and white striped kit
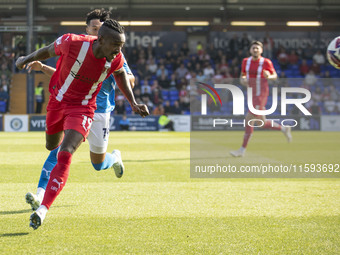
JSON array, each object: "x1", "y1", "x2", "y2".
[{"x1": 25, "y1": 9, "x2": 135, "y2": 211}]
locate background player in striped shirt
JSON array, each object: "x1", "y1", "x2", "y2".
[
  {"x1": 24, "y1": 9, "x2": 135, "y2": 213},
  {"x1": 230, "y1": 41, "x2": 292, "y2": 157},
  {"x1": 16, "y1": 19, "x2": 149, "y2": 229}
]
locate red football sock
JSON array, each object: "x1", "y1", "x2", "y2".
[
  {"x1": 242, "y1": 125, "x2": 254, "y2": 148},
  {"x1": 263, "y1": 120, "x2": 282, "y2": 130},
  {"x1": 42, "y1": 151, "x2": 72, "y2": 209}
]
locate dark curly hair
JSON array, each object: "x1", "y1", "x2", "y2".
[
  {"x1": 86, "y1": 9, "x2": 111, "y2": 25},
  {"x1": 101, "y1": 19, "x2": 125, "y2": 34}
]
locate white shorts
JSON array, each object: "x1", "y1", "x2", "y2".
[{"x1": 87, "y1": 112, "x2": 110, "y2": 154}]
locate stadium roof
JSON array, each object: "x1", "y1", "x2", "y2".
[{"x1": 1, "y1": 0, "x2": 339, "y2": 27}]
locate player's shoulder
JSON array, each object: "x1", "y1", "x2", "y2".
[
  {"x1": 263, "y1": 57, "x2": 273, "y2": 64},
  {"x1": 68, "y1": 34, "x2": 97, "y2": 43}
]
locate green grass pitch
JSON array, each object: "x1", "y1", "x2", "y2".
[{"x1": 0, "y1": 131, "x2": 339, "y2": 254}]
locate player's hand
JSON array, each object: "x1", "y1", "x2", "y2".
[
  {"x1": 240, "y1": 76, "x2": 248, "y2": 86},
  {"x1": 27, "y1": 61, "x2": 43, "y2": 73},
  {"x1": 132, "y1": 104, "x2": 149, "y2": 117},
  {"x1": 263, "y1": 70, "x2": 271, "y2": 79},
  {"x1": 15, "y1": 56, "x2": 27, "y2": 70}
]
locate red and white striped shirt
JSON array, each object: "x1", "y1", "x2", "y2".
[
  {"x1": 241, "y1": 56, "x2": 275, "y2": 98},
  {"x1": 49, "y1": 33, "x2": 124, "y2": 108}
]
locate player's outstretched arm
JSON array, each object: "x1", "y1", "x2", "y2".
[
  {"x1": 16, "y1": 43, "x2": 57, "y2": 71},
  {"x1": 114, "y1": 69, "x2": 149, "y2": 117},
  {"x1": 128, "y1": 74, "x2": 135, "y2": 89},
  {"x1": 27, "y1": 61, "x2": 56, "y2": 78}
]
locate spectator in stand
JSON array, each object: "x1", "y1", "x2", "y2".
[
  {"x1": 169, "y1": 74, "x2": 178, "y2": 90},
  {"x1": 303, "y1": 45, "x2": 314, "y2": 60},
  {"x1": 165, "y1": 50, "x2": 174, "y2": 66},
  {"x1": 207, "y1": 43, "x2": 218, "y2": 63},
  {"x1": 146, "y1": 43, "x2": 155, "y2": 59},
  {"x1": 175, "y1": 63, "x2": 188, "y2": 80},
  {"x1": 0, "y1": 63, "x2": 11, "y2": 77},
  {"x1": 158, "y1": 114, "x2": 174, "y2": 131},
  {"x1": 241, "y1": 33, "x2": 251, "y2": 51},
  {"x1": 263, "y1": 32, "x2": 274, "y2": 59},
  {"x1": 141, "y1": 78, "x2": 152, "y2": 93},
  {"x1": 194, "y1": 62, "x2": 202, "y2": 74},
  {"x1": 313, "y1": 50, "x2": 326, "y2": 65},
  {"x1": 217, "y1": 57, "x2": 229, "y2": 73},
  {"x1": 171, "y1": 42, "x2": 179, "y2": 55},
  {"x1": 310, "y1": 61, "x2": 321, "y2": 75},
  {"x1": 156, "y1": 65, "x2": 168, "y2": 78},
  {"x1": 324, "y1": 98, "x2": 336, "y2": 114},
  {"x1": 146, "y1": 58, "x2": 158, "y2": 76},
  {"x1": 0, "y1": 74, "x2": 10, "y2": 86},
  {"x1": 171, "y1": 100, "x2": 182, "y2": 114},
  {"x1": 203, "y1": 63, "x2": 215, "y2": 79},
  {"x1": 136, "y1": 44, "x2": 146, "y2": 59},
  {"x1": 186, "y1": 62, "x2": 194, "y2": 72},
  {"x1": 179, "y1": 96, "x2": 189, "y2": 112},
  {"x1": 15, "y1": 41, "x2": 26, "y2": 59},
  {"x1": 119, "y1": 115, "x2": 130, "y2": 130},
  {"x1": 329, "y1": 85, "x2": 339, "y2": 101},
  {"x1": 114, "y1": 100, "x2": 126, "y2": 115},
  {"x1": 35, "y1": 82, "x2": 45, "y2": 114},
  {"x1": 1, "y1": 79, "x2": 9, "y2": 93},
  {"x1": 151, "y1": 88, "x2": 163, "y2": 105},
  {"x1": 152, "y1": 103, "x2": 165, "y2": 115},
  {"x1": 312, "y1": 87, "x2": 323, "y2": 103},
  {"x1": 299, "y1": 59, "x2": 310, "y2": 76},
  {"x1": 141, "y1": 86, "x2": 151, "y2": 101},
  {"x1": 336, "y1": 98, "x2": 340, "y2": 114},
  {"x1": 288, "y1": 50, "x2": 299, "y2": 65},
  {"x1": 164, "y1": 100, "x2": 172, "y2": 113},
  {"x1": 198, "y1": 49, "x2": 210, "y2": 64},
  {"x1": 212, "y1": 70, "x2": 224, "y2": 83},
  {"x1": 277, "y1": 48, "x2": 289, "y2": 70},
  {"x1": 229, "y1": 34, "x2": 239, "y2": 59},
  {"x1": 308, "y1": 99, "x2": 321, "y2": 115},
  {"x1": 322, "y1": 87, "x2": 331, "y2": 104},
  {"x1": 158, "y1": 72, "x2": 170, "y2": 90},
  {"x1": 137, "y1": 57, "x2": 147, "y2": 79},
  {"x1": 189, "y1": 55, "x2": 198, "y2": 69},
  {"x1": 180, "y1": 42, "x2": 190, "y2": 57},
  {"x1": 196, "y1": 41, "x2": 203, "y2": 55},
  {"x1": 150, "y1": 80, "x2": 160, "y2": 92},
  {"x1": 0, "y1": 86, "x2": 9, "y2": 112},
  {"x1": 133, "y1": 87, "x2": 142, "y2": 103},
  {"x1": 304, "y1": 70, "x2": 318, "y2": 86},
  {"x1": 128, "y1": 48, "x2": 139, "y2": 64},
  {"x1": 321, "y1": 71, "x2": 333, "y2": 87}
]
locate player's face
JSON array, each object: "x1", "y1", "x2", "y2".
[
  {"x1": 99, "y1": 31, "x2": 126, "y2": 62},
  {"x1": 86, "y1": 19, "x2": 102, "y2": 36},
  {"x1": 250, "y1": 45, "x2": 263, "y2": 58}
]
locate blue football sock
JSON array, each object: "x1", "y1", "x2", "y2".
[
  {"x1": 37, "y1": 146, "x2": 59, "y2": 190},
  {"x1": 92, "y1": 152, "x2": 115, "y2": 171}
]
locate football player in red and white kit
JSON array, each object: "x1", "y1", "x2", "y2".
[
  {"x1": 230, "y1": 41, "x2": 291, "y2": 157},
  {"x1": 16, "y1": 19, "x2": 149, "y2": 229}
]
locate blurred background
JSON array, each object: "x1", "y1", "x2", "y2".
[{"x1": 0, "y1": 0, "x2": 339, "y2": 128}]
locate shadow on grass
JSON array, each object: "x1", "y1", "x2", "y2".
[
  {"x1": 0, "y1": 205, "x2": 75, "y2": 215},
  {"x1": 0, "y1": 209, "x2": 31, "y2": 215},
  {"x1": 124, "y1": 158, "x2": 190, "y2": 163},
  {"x1": 0, "y1": 232, "x2": 29, "y2": 237}
]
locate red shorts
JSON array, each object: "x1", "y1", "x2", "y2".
[
  {"x1": 46, "y1": 97, "x2": 94, "y2": 139},
  {"x1": 248, "y1": 96, "x2": 267, "y2": 116}
]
